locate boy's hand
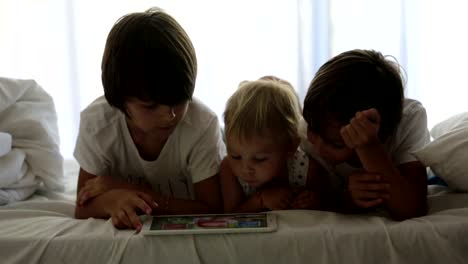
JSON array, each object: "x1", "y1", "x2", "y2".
[
  {"x1": 340, "y1": 108, "x2": 381, "y2": 149},
  {"x1": 261, "y1": 187, "x2": 294, "y2": 210},
  {"x1": 104, "y1": 189, "x2": 158, "y2": 231},
  {"x1": 347, "y1": 172, "x2": 390, "y2": 209},
  {"x1": 78, "y1": 175, "x2": 120, "y2": 206},
  {"x1": 290, "y1": 190, "x2": 320, "y2": 209}
]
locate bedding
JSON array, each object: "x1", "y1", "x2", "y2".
[
  {"x1": 414, "y1": 112, "x2": 468, "y2": 191},
  {"x1": 0, "y1": 132, "x2": 12, "y2": 156},
  {"x1": 0, "y1": 159, "x2": 467, "y2": 264},
  {"x1": 0, "y1": 77, "x2": 64, "y2": 204}
]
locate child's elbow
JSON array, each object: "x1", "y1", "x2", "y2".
[
  {"x1": 74, "y1": 209, "x2": 84, "y2": 219},
  {"x1": 390, "y1": 202, "x2": 428, "y2": 221},
  {"x1": 74, "y1": 205, "x2": 89, "y2": 219}
]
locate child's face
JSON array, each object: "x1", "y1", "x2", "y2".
[
  {"x1": 125, "y1": 98, "x2": 188, "y2": 135},
  {"x1": 307, "y1": 119, "x2": 355, "y2": 166},
  {"x1": 227, "y1": 133, "x2": 290, "y2": 188}
]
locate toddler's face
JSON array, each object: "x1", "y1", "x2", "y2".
[
  {"x1": 125, "y1": 98, "x2": 188, "y2": 135},
  {"x1": 227, "y1": 133, "x2": 290, "y2": 188},
  {"x1": 307, "y1": 119, "x2": 355, "y2": 166}
]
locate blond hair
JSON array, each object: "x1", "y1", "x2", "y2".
[{"x1": 224, "y1": 78, "x2": 302, "y2": 145}]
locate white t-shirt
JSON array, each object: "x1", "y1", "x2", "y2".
[
  {"x1": 74, "y1": 96, "x2": 226, "y2": 199},
  {"x1": 302, "y1": 98, "x2": 430, "y2": 190}
]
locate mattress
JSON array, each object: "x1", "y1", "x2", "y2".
[{"x1": 0, "y1": 160, "x2": 467, "y2": 264}]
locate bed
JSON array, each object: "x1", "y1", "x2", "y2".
[
  {"x1": 1, "y1": 78, "x2": 467, "y2": 263},
  {"x1": 1, "y1": 159, "x2": 467, "y2": 264}
]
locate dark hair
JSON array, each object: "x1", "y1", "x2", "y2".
[
  {"x1": 101, "y1": 7, "x2": 197, "y2": 115},
  {"x1": 303, "y1": 49, "x2": 404, "y2": 140}
]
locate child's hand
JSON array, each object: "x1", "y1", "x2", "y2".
[
  {"x1": 347, "y1": 172, "x2": 390, "y2": 209},
  {"x1": 340, "y1": 108, "x2": 381, "y2": 149},
  {"x1": 261, "y1": 187, "x2": 294, "y2": 210},
  {"x1": 104, "y1": 189, "x2": 157, "y2": 231},
  {"x1": 291, "y1": 190, "x2": 320, "y2": 209},
  {"x1": 77, "y1": 175, "x2": 119, "y2": 206}
]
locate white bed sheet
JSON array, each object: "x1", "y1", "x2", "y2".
[{"x1": 1, "y1": 160, "x2": 467, "y2": 264}]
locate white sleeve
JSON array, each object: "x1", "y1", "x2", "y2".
[
  {"x1": 73, "y1": 115, "x2": 110, "y2": 176},
  {"x1": 391, "y1": 102, "x2": 431, "y2": 164},
  {"x1": 187, "y1": 117, "x2": 226, "y2": 183}
]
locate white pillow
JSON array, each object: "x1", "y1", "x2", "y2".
[
  {"x1": 430, "y1": 111, "x2": 468, "y2": 139},
  {"x1": 414, "y1": 112, "x2": 468, "y2": 191}
]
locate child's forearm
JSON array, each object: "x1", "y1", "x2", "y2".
[
  {"x1": 116, "y1": 181, "x2": 152, "y2": 193},
  {"x1": 149, "y1": 194, "x2": 223, "y2": 215},
  {"x1": 356, "y1": 144, "x2": 427, "y2": 220},
  {"x1": 74, "y1": 190, "x2": 116, "y2": 219},
  {"x1": 339, "y1": 191, "x2": 370, "y2": 214},
  {"x1": 223, "y1": 191, "x2": 261, "y2": 213},
  {"x1": 227, "y1": 191, "x2": 265, "y2": 213}
]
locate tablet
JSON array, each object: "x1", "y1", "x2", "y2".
[{"x1": 141, "y1": 212, "x2": 277, "y2": 235}]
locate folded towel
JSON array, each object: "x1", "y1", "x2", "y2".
[
  {"x1": 0, "y1": 77, "x2": 64, "y2": 192},
  {"x1": 0, "y1": 132, "x2": 12, "y2": 157}
]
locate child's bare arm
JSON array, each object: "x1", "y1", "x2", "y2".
[
  {"x1": 342, "y1": 109, "x2": 427, "y2": 220},
  {"x1": 220, "y1": 158, "x2": 246, "y2": 213},
  {"x1": 291, "y1": 158, "x2": 332, "y2": 210},
  {"x1": 77, "y1": 173, "x2": 151, "y2": 206},
  {"x1": 74, "y1": 168, "x2": 157, "y2": 231},
  {"x1": 257, "y1": 187, "x2": 295, "y2": 211},
  {"x1": 220, "y1": 158, "x2": 293, "y2": 212},
  {"x1": 352, "y1": 147, "x2": 427, "y2": 219},
  {"x1": 154, "y1": 174, "x2": 223, "y2": 215},
  {"x1": 229, "y1": 186, "x2": 294, "y2": 212}
]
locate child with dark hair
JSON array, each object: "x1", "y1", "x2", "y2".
[
  {"x1": 303, "y1": 49, "x2": 430, "y2": 220},
  {"x1": 74, "y1": 7, "x2": 226, "y2": 231}
]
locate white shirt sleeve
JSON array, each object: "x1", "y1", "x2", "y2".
[
  {"x1": 389, "y1": 100, "x2": 431, "y2": 164},
  {"x1": 73, "y1": 113, "x2": 110, "y2": 176},
  {"x1": 187, "y1": 117, "x2": 226, "y2": 183}
]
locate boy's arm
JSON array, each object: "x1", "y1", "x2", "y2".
[
  {"x1": 76, "y1": 170, "x2": 152, "y2": 206},
  {"x1": 149, "y1": 174, "x2": 223, "y2": 215},
  {"x1": 74, "y1": 167, "x2": 223, "y2": 228},
  {"x1": 75, "y1": 168, "x2": 109, "y2": 219},
  {"x1": 356, "y1": 146, "x2": 427, "y2": 220},
  {"x1": 75, "y1": 169, "x2": 157, "y2": 224},
  {"x1": 341, "y1": 108, "x2": 427, "y2": 220}
]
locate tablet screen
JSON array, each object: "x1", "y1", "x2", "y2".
[{"x1": 142, "y1": 213, "x2": 276, "y2": 235}]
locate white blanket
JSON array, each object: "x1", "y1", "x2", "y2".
[
  {"x1": 0, "y1": 149, "x2": 39, "y2": 204},
  {"x1": 0, "y1": 185, "x2": 467, "y2": 264},
  {"x1": 0, "y1": 77, "x2": 64, "y2": 200},
  {"x1": 0, "y1": 132, "x2": 12, "y2": 156},
  {"x1": 1, "y1": 161, "x2": 467, "y2": 263}
]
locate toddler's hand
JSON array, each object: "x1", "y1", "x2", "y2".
[
  {"x1": 340, "y1": 108, "x2": 381, "y2": 149},
  {"x1": 291, "y1": 190, "x2": 320, "y2": 209},
  {"x1": 261, "y1": 187, "x2": 294, "y2": 210},
  {"x1": 104, "y1": 189, "x2": 158, "y2": 231},
  {"x1": 347, "y1": 172, "x2": 390, "y2": 209}
]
